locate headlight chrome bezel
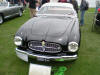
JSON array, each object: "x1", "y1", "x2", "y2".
[
  {"x1": 68, "y1": 42, "x2": 78, "y2": 52},
  {"x1": 14, "y1": 36, "x2": 22, "y2": 46}
]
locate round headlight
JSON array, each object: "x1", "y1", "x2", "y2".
[
  {"x1": 68, "y1": 42, "x2": 78, "y2": 52},
  {"x1": 14, "y1": 36, "x2": 22, "y2": 46}
]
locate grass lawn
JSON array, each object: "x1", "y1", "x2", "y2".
[
  {"x1": 88, "y1": 8, "x2": 95, "y2": 12},
  {"x1": 0, "y1": 8, "x2": 100, "y2": 75}
]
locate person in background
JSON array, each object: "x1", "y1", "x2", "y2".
[
  {"x1": 80, "y1": 0, "x2": 87, "y2": 26},
  {"x1": 7, "y1": 0, "x2": 21, "y2": 5},
  {"x1": 6, "y1": 0, "x2": 10, "y2": 2},
  {"x1": 41, "y1": 0, "x2": 48, "y2": 5},
  {"x1": 25, "y1": 0, "x2": 29, "y2": 3},
  {"x1": 58, "y1": 0, "x2": 67, "y2": 3},
  {"x1": 21, "y1": 0, "x2": 27, "y2": 7},
  {"x1": 28, "y1": 0, "x2": 37, "y2": 18},
  {"x1": 70, "y1": 0, "x2": 78, "y2": 13},
  {"x1": 13, "y1": 0, "x2": 21, "y2": 5},
  {"x1": 69, "y1": 0, "x2": 72, "y2": 3},
  {"x1": 67, "y1": 0, "x2": 72, "y2": 3},
  {"x1": 36, "y1": 0, "x2": 41, "y2": 11},
  {"x1": 96, "y1": 8, "x2": 100, "y2": 26},
  {"x1": 7, "y1": 0, "x2": 13, "y2": 4}
]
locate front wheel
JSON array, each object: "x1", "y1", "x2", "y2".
[
  {"x1": 19, "y1": 10, "x2": 23, "y2": 17},
  {"x1": 0, "y1": 15, "x2": 4, "y2": 24}
]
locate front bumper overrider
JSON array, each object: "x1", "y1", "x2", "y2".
[{"x1": 16, "y1": 48, "x2": 78, "y2": 62}]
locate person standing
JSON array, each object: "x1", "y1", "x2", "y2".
[
  {"x1": 80, "y1": 0, "x2": 88, "y2": 26},
  {"x1": 68, "y1": 0, "x2": 72, "y2": 3},
  {"x1": 41, "y1": 0, "x2": 48, "y2": 5},
  {"x1": 13, "y1": 0, "x2": 21, "y2": 5},
  {"x1": 58, "y1": 0, "x2": 67, "y2": 3},
  {"x1": 21, "y1": 0, "x2": 27, "y2": 7},
  {"x1": 28, "y1": 0, "x2": 37, "y2": 18},
  {"x1": 71, "y1": 0, "x2": 78, "y2": 13},
  {"x1": 36, "y1": 0, "x2": 41, "y2": 11},
  {"x1": 96, "y1": 8, "x2": 100, "y2": 26}
]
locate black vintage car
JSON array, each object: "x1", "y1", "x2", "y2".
[{"x1": 14, "y1": 3, "x2": 80, "y2": 62}]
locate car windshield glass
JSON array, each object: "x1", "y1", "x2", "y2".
[
  {"x1": 0, "y1": 2, "x2": 8, "y2": 6},
  {"x1": 38, "y1": 6, "x2": 74, "y2": 15}
]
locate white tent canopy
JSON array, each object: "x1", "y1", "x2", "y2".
[
  {"x1": 50, "y1": 0, "x2": 97, "y2": 8},
  {"x1": 0, "y1": 0, "x2": 98, "y2": 8}
]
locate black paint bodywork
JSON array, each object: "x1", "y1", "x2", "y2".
[{"x1": 15, "y1": 14, "x2": 80, "y2": 57}]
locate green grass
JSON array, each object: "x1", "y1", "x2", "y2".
[
  {"x1": 88, "y1": 8, "x2": 95, "y2": 12},
  {"x1": 0, "y1": 8, "x2": 100, "y2": 75},
  {"x1": 0, "y1": 9, "x2": 30, "y2": 75}
]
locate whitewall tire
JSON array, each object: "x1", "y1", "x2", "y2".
[{"x1": 19, "y1": 10, "x2": 23, "y2": 17}]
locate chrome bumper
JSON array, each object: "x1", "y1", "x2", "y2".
[{"x1": 16, "y1": 48, "x2": 78, "y2": 62}]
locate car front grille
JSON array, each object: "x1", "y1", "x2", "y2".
[{"x1": 28, "y1": 41, "x2": 62, "y2": 53}]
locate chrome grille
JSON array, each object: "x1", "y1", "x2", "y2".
[{"x1": 28, "y1": 41, "x2": 62, "y2": 53}]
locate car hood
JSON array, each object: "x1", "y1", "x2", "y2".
[{"x1": 16, "y1": 17, "x2": 76, "y2": 45}]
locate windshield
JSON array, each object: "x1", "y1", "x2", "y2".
[
  {"x1": 38, "y1": 6, "x2": 74, "y2": 15},
  {"x1": 0, "y1": 2, "x2": 8, "y2": 6}
]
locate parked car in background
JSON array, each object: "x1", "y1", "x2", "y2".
[
  {"x1": 14, "y1": 3, "x2": 80, "y2": 62},
  {"x1": 0, "y1": 2, "x2": 24, "y2": 24}
]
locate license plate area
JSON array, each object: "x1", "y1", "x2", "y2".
[{"x1": 37, "y1": 57, "x2": 50, "y2": 62}]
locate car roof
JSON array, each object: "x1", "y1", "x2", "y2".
[{"x1": 42, "y1": 3, "x2": 74, "y2": 9}]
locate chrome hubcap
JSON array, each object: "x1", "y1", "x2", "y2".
[{"x1": 19, "y1": 10, "x2": 22, "y2": 16}]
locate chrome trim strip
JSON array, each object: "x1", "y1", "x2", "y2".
[
  {"x1": 4, "y1": 13, "x2": 19, "y2": 19},
  {"x1": 28, "y1": 41, "x2": 61, "y2": 53},
  {"x1": 16, "y1": 48, "x2": 78, "y2": 60}
]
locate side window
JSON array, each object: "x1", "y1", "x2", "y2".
[
  {"x1": 8, "y1": 2, "x2": 15, "y2": 7},
  {"x1": 9, "y1": 4, "x2": 15, "y2": 7}
]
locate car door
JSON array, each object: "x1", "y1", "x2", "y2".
[
  {"x1": 2, "y1": 8, "x2": 11, "y2": 18},
  {"x1": 11, "y1": 4, "x2": 20, "y2": 14},
  {"x1": 8, "y1": 4, "x2": 17, "y2": 15},
  {"x1": 0, "y1": 3, "x2": 13, "y2": 18}
]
